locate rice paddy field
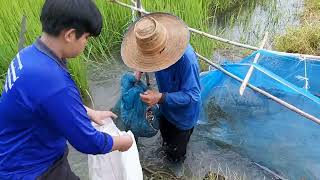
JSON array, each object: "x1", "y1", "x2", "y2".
[
  {"x1": 0, "y1": 0, "x2": 219, "y2": 95},
  {"x1": 1, "y1": 0, "x2": 295, "y2": 95},
  {"x1": 0, "y1": 0, "x2": 133, "y2": 95},
  {"x1": 1, "y1": 0, "x2": 319, "y2": 94}
]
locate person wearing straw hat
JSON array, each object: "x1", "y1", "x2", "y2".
[
  {"x1": 0, "y1": 0, "x2": 133, "y2": 179},
  {"x1": 121, "y1": 12, "x2": 201, "y2": 162}
]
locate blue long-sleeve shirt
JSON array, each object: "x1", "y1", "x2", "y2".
[
  {"x1": 155, "y1": 44, "x2": 201, "y2": 130},
  {"x1": 0, "y1": 39, "x2": 113, "y2": 180}
]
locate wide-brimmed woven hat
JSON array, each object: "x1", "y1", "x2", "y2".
[{"x1": 121, "y1": 12, "x2": 190, "y2": 72}]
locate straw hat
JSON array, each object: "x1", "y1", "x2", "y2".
[{"x1": 121, "y1": 12, "x2": 190, "y2": 72}]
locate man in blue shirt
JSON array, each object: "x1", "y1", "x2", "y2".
[
  {"x1": 0, "y1": 0, "x2": 133, "y2": 179},
  {"x1": 121, "y1": 13, "x2": 201, "y2": 162}
]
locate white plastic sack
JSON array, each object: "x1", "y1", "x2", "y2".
[{"x1": 88, "y1": 118, "x2": 143, "y2": 180}]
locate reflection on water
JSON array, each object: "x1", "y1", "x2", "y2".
[{"x1": 212, "y1": 0, "x2": 303, "y2": 46}]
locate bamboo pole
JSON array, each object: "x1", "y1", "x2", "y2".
[
  {"x1": 196, "y1": 52, "x2": 320, "y2": 125},
  {"x1": 112, "y1": 0, "x2": 149, "y2": 14},
  {"x1": 188, "y1": 27, "x2": 258, "y2": 51},
  {"x1": 266, "y1": 50, "x2": 320, "y2": 60},
  {"x1": 136, "y1": 0, "x2": 142, "y2": 17},
  {"x1": 111, "y1": 0, "x2": 320, "y2": 60},
  {"x1": 239, "y1": 32, "x2": 269, "y2": 96}
]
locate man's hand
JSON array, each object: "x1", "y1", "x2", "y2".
[
  {"x1": 112, "y1": 134, "x2": 134, "y2": 152},
  {"x1": 91, "y1": 110, "x2": 117, "y2": 125},
  {"x1": 85, "y1": 106, "x2": 118, "y2": 126},
  {"x1": 140, "y1": 90, "x2": 162, "y2": 106}
]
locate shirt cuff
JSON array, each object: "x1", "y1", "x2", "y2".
[
  {"x1": 158, "y1": 92, "x2": 166, "y2": 104},
  {"x1": 102, "y1": 132, "x2": 114, "y2": 153}
]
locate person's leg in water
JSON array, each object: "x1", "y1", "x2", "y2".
[{"x1": 159, "y1": 115, "x2": 194, "y2": 163}]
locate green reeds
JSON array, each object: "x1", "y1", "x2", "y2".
[
  {"x1": 0, "y1": 0, "x2": 43, "y2": 93},
  {"x1": 85, "y1": 0, "x2": 131, "y2": 63},
  {"x1": 0, "y1": 0, "x2": 136, "y2": 95},
  {"x1": 275, "y1": 0, "x2": 320, "y2": 55},
  {"x1": 275, "y1": 25, "x2": 320, "y2": 55},
  {"x1": 0, "y1": 0, "x2": 217, "y2": 95},
  {"x1": 1, "y1": 0, "x2": 253, "y2": 94},
  {"x1": 0, "y1": 0, "x2": 89, "y2": 95}
]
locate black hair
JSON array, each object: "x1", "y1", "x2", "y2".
[{"x1": 40, "y1": 0, "x2": 102, "y2": 38}]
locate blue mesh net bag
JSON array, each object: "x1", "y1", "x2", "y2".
[
  {"x1": 200, "y1": 50, "x2": 320, "y2": 179},
  {"x1": 114, "y1": 73, "x2": 159, "y2": 138}
]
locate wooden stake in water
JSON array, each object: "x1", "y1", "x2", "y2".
[
  {"x1": 239, "y1": 32, "x2": 269, "y2": 96},
  {"x1": 136, "y1": 0, "x2": 142, "y2": 17},
  {"x1": 18, "y1": 15, "x2": 27, "y2": 51}
]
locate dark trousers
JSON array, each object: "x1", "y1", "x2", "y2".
[
  {"x1": 159, "y1": 115, "x2": 194, "y2": 163},
  {"x1": 37, "y1": 148, "x2": 79, "y2": 180}
]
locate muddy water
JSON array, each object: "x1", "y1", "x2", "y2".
[
  {"x1": 68, "y1": 0, "x2": 305, "y2": 179},
  {"x1": 212, "y1": 0, "x2": 303, "y2": 46}
]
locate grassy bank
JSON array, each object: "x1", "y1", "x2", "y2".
[
  {"x1": 301, "y1": 0, "x2": 320, "y2": 24},
  {"x1": 275, "y1": 0, "x2": 320, "y2": 55}
]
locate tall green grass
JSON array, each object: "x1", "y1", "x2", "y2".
[
  {"x1": 275, "y1": 0, "x2": 320, "y2": 55},
  {"x1": 275, "y1": 25, "x2": 320, "y2": 55},
  {"x1": 0, "y1": 0, "x2": 217, "y2": 94},
  {"x1": 0, "y1": 0, "x2": 91, "y2": 95},
  {"x1": 0, "y1": 0, "x2": 41, "y2": 93},
  {"x1": 83, "y1": 0, "x2": 131, "y2": 63},
  {"x1": 302, "y1": 0, "x2": 320, "y2": 24},
  {"x1": 1, "y1": 0, "x2": 263, "y2": 94},
  {"x1": 0, "y1": 0, "x2": 132, "y2": 95}
]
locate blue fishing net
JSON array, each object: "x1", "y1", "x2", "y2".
[
  {"x1": 200, "y1": 50, "x2": 320, "y2": 179},
  {"x1": 114, "y1": 73, "x2": 160, "y2": 138},
  {"x1": 115, "y1": 50, "x2": 320, "y2": 178}
]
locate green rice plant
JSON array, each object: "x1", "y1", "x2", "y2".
[
  {"x1": 1, "y1": 0, "x2": 274, "y2": 94},
  {"x1": 0, "y1": 0, "x2": 136, "y2": 95},
  {"x1": 0, "y1": 1, "x2": 95, "y2": 95},
  {"x1": 85, "y1": 0, "x2": 132, "y2": 63},
  {"x1": 0, "y1": 0, "x2": 43, "y2": 94}
]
